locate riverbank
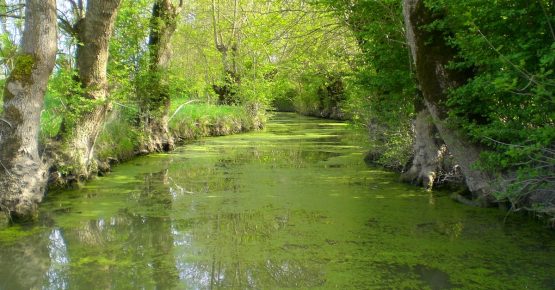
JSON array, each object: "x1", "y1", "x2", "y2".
[
  {"x1": 277, "y1": 107, "x2": 554, "y2": 227},
  {"x1": 47, "y1": 103, "x2": 266, "y2": 190}
]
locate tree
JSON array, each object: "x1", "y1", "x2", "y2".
[
  {"x1": 139, "y1": 0, "x2": 183, "y2": 152},
  {"x1": 403, "y1": 0, "x2": 494, "y2": 204},
  {"x1": 0, "y1": 0, "x2": 57, "y2": 220},
  {"x1": 210, "y1": 0, "x2": 243, "y2": 104},
  {"x1": 57, "y1": 0, "x2": 122, "y2": 179},
  {"x1": 424, "y1": 0, "x2": 554, "y2": 212}
]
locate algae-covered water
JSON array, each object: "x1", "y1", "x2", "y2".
[{"x1": 1, "y1": 113, "x2": 554, "y2": 289}]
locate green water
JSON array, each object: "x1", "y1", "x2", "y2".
[{"x1": 1, "y1": 113, "x2": 554, "y2": 289}]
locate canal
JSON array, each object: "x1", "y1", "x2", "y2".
[{"x1": 0, "y1": 113, "x2": 554, "y2": 289}]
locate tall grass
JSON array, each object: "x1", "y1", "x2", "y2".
[
  {"x1": 169, "y1": 102, "x2": 264, "y2": 141},
  {"x1": 95, "y1": 109, "x2": 139, "y2": 162}
]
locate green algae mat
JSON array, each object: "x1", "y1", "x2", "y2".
[{"x1": 1, "y1": 113, "x2": 554, "y2": 289}]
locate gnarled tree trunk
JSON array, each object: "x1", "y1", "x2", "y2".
[
  {"x1": 0, "y1": 0, "x2": 57, "y2": 220},
  {"x1": 59, "y1": 0, "x2": 121, "y2": 180},
  {"x1": 139, "y1": 0, "x2": 182, "y2": 152},
  {"x1": 400, "y1": 104, "x2": 445, "y2": 190},
  {"x1": 402, "y1": 0, "x2": 494, "y2": 205}
]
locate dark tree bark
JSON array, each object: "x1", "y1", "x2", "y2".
[
  {"x1": 59, "y1": 0, "x2": 121, "y2": 179},
  {"x1": 139, "y1": 0, "x2": 182, "y2": 152},
  {"x1": 403, "y1": 0, "x2": 494, "y2": 205},
  {"x1": 0, "y1": 0, "x2": 57, "y2": 220}
]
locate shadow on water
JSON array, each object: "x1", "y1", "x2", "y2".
[
  {"x1": 385, "y1": 263, "x2": 455, "y2": 290},
  {"x1": 0, "y1": 112, "x2": 555, "y2": 289}
]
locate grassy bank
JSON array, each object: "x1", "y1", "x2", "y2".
[
  {"x1": 169, "y1": 103, "x2": 265, "y2": 141},
  {"x1": 28, "y1": 92, "x2": 266, "y2": 188},
  {"x1": 94, "y1": 102, "x2": 266, "y2": 172}
]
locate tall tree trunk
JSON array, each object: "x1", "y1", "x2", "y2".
[
  {"x1": 0, "y1": 0, "x2": 57, "y2": 220},
  {"x1": 402, "y1": 0, "x2": 494, "y2": 205},
  {"x1": 140, "y1": 0, "x2": 182, "y2": 152},
  {"x1": 59, "y1": 0, "x2": 121, "y2": 179},
  {"x1": 210, "y1": 0, "x2": 240, "y2": 105}
]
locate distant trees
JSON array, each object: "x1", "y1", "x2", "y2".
[
  {"x1": 323, "y1": 0, "x2": 416, "y2": 168},
  {"x1": 0, "y1": 0, "x2": 24, "y2": 76},
  {"x1": 174, "y1": 0, "x2": 355, "y2": 110}
]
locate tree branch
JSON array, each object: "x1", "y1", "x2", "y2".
[{"x1": 0, "y1": 13, "x2": 22, "y2": 19}]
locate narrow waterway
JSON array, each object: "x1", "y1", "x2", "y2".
[{"x1": 0, "y1": 113, "x2": 554, "y2": 289}]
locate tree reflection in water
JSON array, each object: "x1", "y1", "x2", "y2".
[
  {"x1": 0, "y1": 229, "x2": 50, "y2": 289},
  {"x1": 171, "y1": 210, "x2": 326, "y2": 289},
  {"x1": 4, "y1": 115, "x2": 553, "y2": 289},
  {"x1": 45, "y1": 228, "x2": 70, "y2": 289}
]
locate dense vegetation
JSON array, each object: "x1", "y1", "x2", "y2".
[
  {"x1": 426, "y1": 0, "x2": 555, "y2": 210},
  {"x1": 0, "y1": 0, "x2": 553, "y2": 222},
  {"x1": 324, "y1": 0, "x2": 554, "y2": 219}
]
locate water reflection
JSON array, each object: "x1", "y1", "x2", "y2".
[
  {"x1": 0, "y1": 113, "x2": 554, "y2": 289},
  {"x1": 45, "y1": 228, "x2": 69, "y2": 289},
  {"x1": 0, "y1": 229, "x2": 49, "y2": 289},
  {"x1": 170, "y1": 210, "x2": 325, "y2": 289}
]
